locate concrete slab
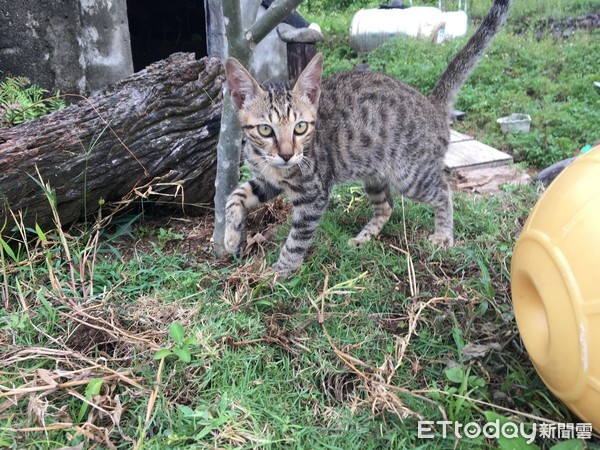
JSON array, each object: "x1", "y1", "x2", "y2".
[{"x1": 445, "y1": 129, "x2": 513, "y2": 171}]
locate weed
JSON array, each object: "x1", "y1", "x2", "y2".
[
  {"x1": 154, "y1": 321, "x2": 199, "y2": 363},
  {"x1": 0, "y1": 76, "x2": 65, "y2": 127},
  {"x1": 157, "y1": 227, "x2": 185, "y2": 250}
]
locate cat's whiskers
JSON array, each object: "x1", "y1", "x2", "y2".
[
  {"x1": 243, "y1": 155, "x2": 265, "y2": 163},
  {"x1": 297, "y1": 158, "x2": 311, "y2": 176},
  {"x1": 256, "y1": 160, "x2": 274, "y2": 180}
]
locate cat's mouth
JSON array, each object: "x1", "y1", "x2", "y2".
[
  {"x1": 247, "y1": 144, "x2": 303, "y2": 168},
  {"x1": 270, "y1": 154, "x2": 302, "y2": 168}
]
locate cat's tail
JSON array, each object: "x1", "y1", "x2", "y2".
[{"x1": 430, "y1": 0, "x2": 511, "y2": 114}]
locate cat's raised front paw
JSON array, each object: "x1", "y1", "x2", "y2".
[{"x1": 224, "y1": 227, "x2": 242, "y2": 254}]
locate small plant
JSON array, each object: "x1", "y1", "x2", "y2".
[
  {"x1": 157, "y1": 227, "x2": 184, "y2": 250},
  {"x1": 154, "y1": 321, "x2": 198, "y2": 363},
  {"x1": 75, "y1": 378, "x2": 104, "y2": 424},
  {"x1": 443, "y1": 365, "x2": 488, "y2": 420},
  {"x1": 0, "y1": 76, "x2": 65, "y2": 127}
]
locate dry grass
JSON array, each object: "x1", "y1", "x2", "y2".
[{"x1": 0, "y1": 289, "x2": 206, "y2": 448}]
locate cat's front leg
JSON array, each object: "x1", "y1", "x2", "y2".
[
  {"x1": 272, "y1": 192, "x2": 329, "y2": 276},
  {"x1": 225, "y1": 179, "x2": 282, "y2": 254}
]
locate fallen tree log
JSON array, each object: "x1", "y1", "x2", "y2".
[{"x1": 0, "y1": 53, "x2": 224, "y2": 230}]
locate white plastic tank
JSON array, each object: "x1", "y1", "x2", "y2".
[
  {"x1": 443, "y1": 11, "x2": 469, "y2": 38},
  {"x1": 349, "y1": 7, "x2": 468, "y2": 53}
]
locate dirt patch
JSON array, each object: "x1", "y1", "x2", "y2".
[
  {"x1": 449, "y1": 165, "x2": 531, "y2": 195},
  {"x1": 538, "y1": 10, "x2": 600, "y2": 38},
  {"x1": 112, "y1": 196, "x2": 291, "y2": 268},
  {"x1": 66, "y1": 321, "x2": 118, "y2": 356}
]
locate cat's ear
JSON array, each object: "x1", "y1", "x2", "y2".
[
  {"x1": 293, "y1": 53, "x2": 323, "y2": 106},
  {"x1": 225, "y1": 57, "x2": 261, "y2": 110}
]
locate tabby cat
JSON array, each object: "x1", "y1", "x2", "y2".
[{"x1": 224, "y1": 0, "x2": 511, "y2": 276}]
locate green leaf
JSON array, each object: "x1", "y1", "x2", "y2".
[
  {"x1": 445, "y1": 366, "x2": 465, "y2": 384},
  {"x1": 184, "y1": 336, "x2": 199, "y2": 346},
  {"x1": 452, "y1": 325, "x2": 465, "y2": 355},
  {"x1": 173, "y1": 346, "x2": 191, "y2": 363},
  {"x1": 0, "y1": 236, "x2": 17, "y2": 262},
  {"x1": 35, "y1": 223, "x2": 47, "y2": 243},
  {"x1": 483, "y1": 411, "x2": 540, "y2": 450},
  {"x1": 85, "y1": 378, "x2": 103, "y2": 400},
  {"x1": 168, "y1": 322, "x2": 185, "y2": 345},
  {"x1": 37, "y1": 291, "x2": 52, "y2": 310},
  {"x1": 154, "y1": 349, "x2": 173, "y2": 360},
  {"x1": 211, "y1": 415, "x2": 230, "y2": 427},
  {"x1": 196, "y1": 425, "x2": 213, "y2": 439},
  {"x1": 178, "y1": 405, "x2": 195, "y2": 416},
  {"x1": 179, "y1": 405, "x2": 210, "y2": 419},
  {"x1": 484, "y1": 411, "x2": 502, "y2": 422},
  {"x1": 469, "y1": 375, "x2": 487, "y2": 388},
  {"x1": 77, "y1": 378, "x2": 103, "y2": 424},
  {"x1": 497, "y1": 436, "x2": 539, "y2": 450}
]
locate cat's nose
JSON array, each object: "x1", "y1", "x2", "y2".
[{"x1": 279, "y1": 142, "x2": 293, "y2": 162}]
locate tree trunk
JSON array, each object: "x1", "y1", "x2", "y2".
[
  {"x1": 212, "y1": 0, "x2": 304, "y2": 257},
  {"x1": 0, "y1": 53, "x2": 224, "y2": 230}
]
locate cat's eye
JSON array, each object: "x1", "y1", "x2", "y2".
[
  {"x1": 257, "y1": 124, "x2": 274, "y2": 137},
  {"x1": 294, "y1": 121, "x2": 308, "y2": 135}
]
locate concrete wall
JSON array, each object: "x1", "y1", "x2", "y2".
[{"x1": 0, "y1": 0, "x2": 133, "y2": 95}]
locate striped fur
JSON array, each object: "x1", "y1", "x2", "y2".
[{"x1": 224, "y1": 0, "x2": 510, "y2": 276}]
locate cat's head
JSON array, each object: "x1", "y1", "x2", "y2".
[{"x1": 225, "y1": 53, "x2": 323, "y2": 168}]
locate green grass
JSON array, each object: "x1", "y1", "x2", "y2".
[
  {"x1": 2, "y1": 0, "x2": 600, "y2": 448},
  {"x1": 2, "y1": 182, "x2": 599, "y2": 449}
]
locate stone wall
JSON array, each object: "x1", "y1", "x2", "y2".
[{"x1": 0, "y1": 0, "x2": 133, "y2": 95}]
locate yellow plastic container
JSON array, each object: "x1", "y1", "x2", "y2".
[{"x1": 511, "y1": 144, "x2": 600, "y2": 432}]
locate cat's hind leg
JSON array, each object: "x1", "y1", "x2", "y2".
[
  {"x1": 349, "y1": 179, "x2": 394, "y2": 247},
  {"x1": 429, "y1": 188, "x2": 454, "y2": 247},
  {"x1": 407, "y1": 172, "x2": 454, "y2": 248},
  {"x1": 225, "y1": 179, "x2": 282, "y2": 254}
]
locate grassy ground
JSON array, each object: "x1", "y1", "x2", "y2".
[
  {"x1": 2, "y1": 184, "x2": 562, "y2": 450},
  {"x1": 1, "y1": 0, "x2": 600, "y2": 449}
]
